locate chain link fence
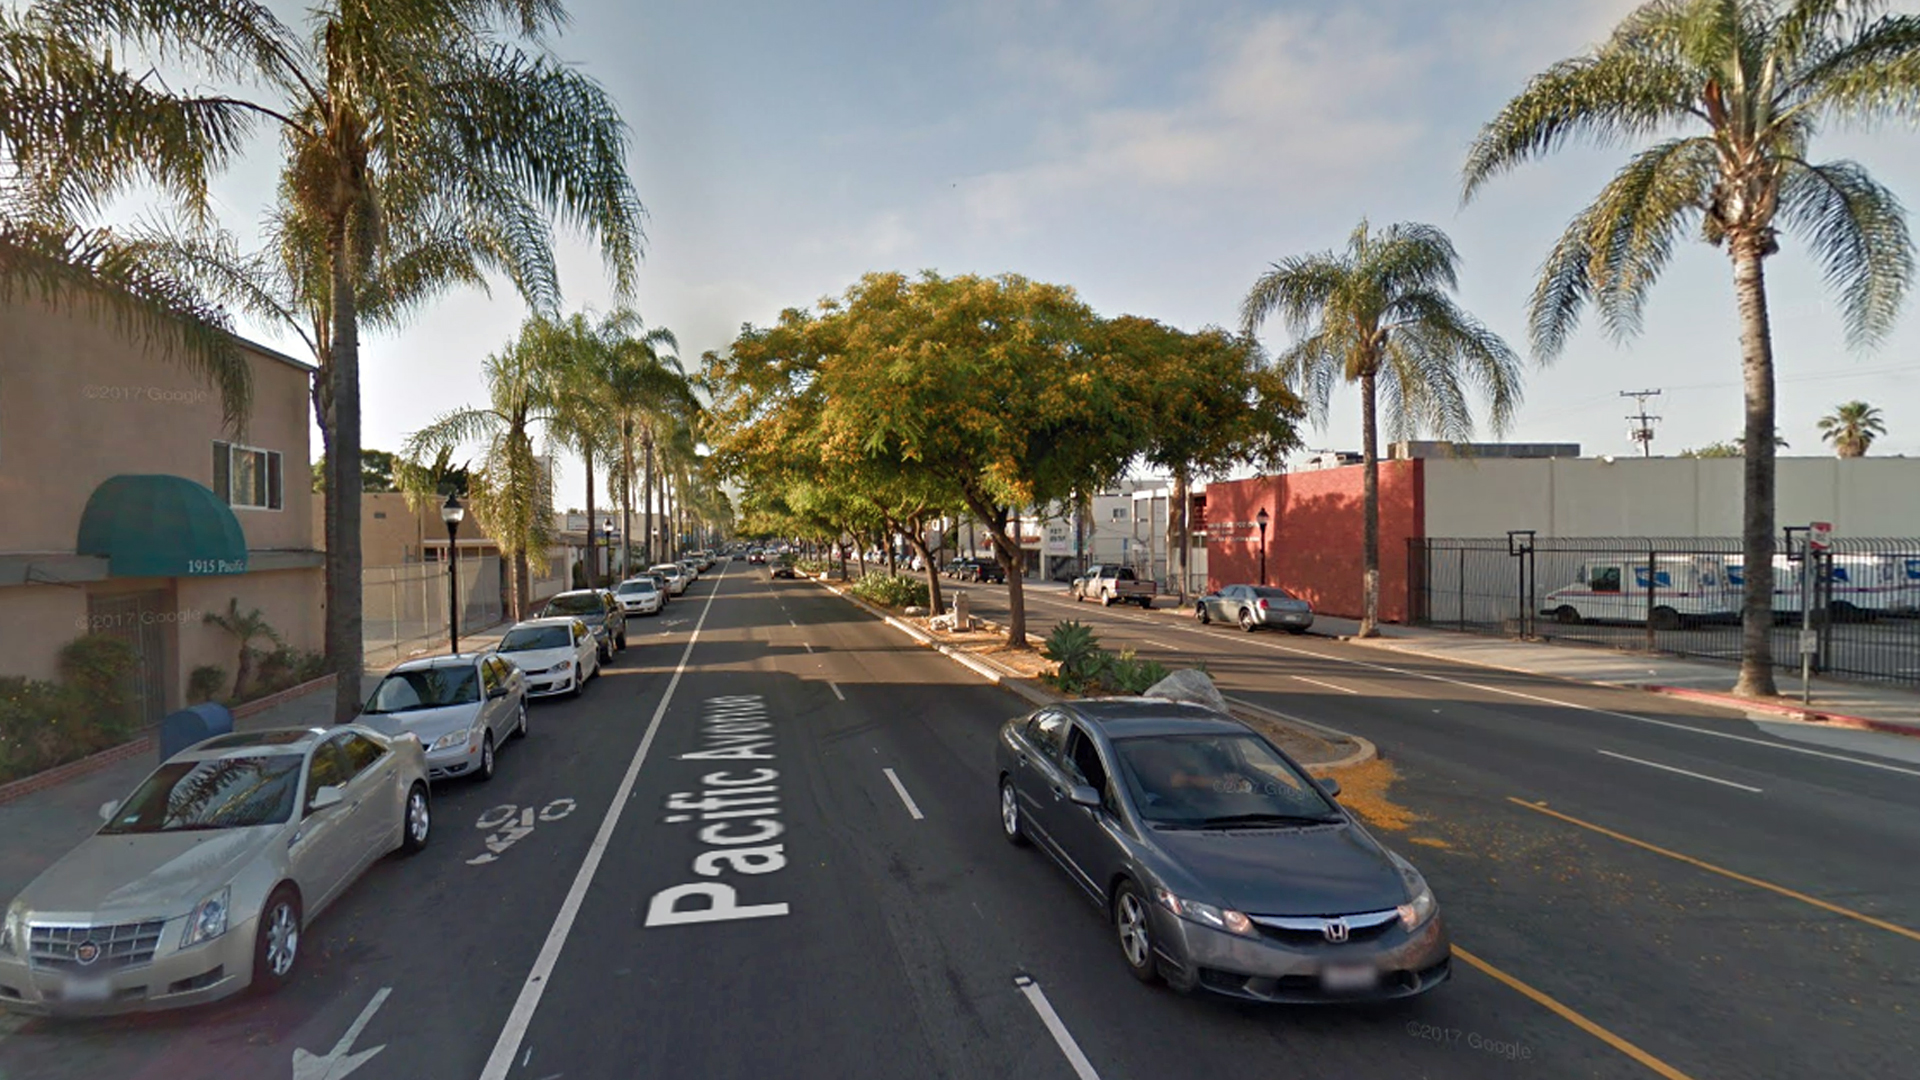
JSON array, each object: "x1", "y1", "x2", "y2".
[
  {"x1": 364, "y1": 556, "x2": 506, "y2": 668},
  {"x1": 1409, "y1": 536, "x2": 1920, "y2": 686}
]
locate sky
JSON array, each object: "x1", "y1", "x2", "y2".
[{"x1": 180, "y1": 0, "x2": 1920, "y2": 509}]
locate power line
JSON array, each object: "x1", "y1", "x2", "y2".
[{"x1": 1622, "y1": 389, "x2": 1662, "y2": 457}]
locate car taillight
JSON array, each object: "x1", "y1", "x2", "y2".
[{"x1": 1258, "y1": 599, "x2": 1269, "y2": 610}]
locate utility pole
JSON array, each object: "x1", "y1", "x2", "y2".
[{"x1": 1622, "y1": 389, "x2": 1663, "y2": 457}]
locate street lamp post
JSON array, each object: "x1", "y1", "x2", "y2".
[
  {"x1": 603, "y1": 520, "x2": 616, "y2": 581},
  {"x1": 1256, "y1": 506, "x2": 1270, "y2": 587},
  {"x1": 441, "y1": 492, "x2": 466, "y2": 654}
]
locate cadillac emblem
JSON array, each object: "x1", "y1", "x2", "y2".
[{"x1": 74, "y1": 941, "x2": 101, "y2": 965}]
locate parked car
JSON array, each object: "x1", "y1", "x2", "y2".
[
  {"x1": 943, "y1": 558, "x2": 968, "y2": 578},
  {"x1": 1196, "y1": 585, "x2": 1314, "y2": 633},
  {"x1": 649, "y1": 562, "x2": 690, "y2": 596},
  {"x1": 1074, "y1": 565, "x2": 1156, "y2": 607},
  {"x1": 613, "y1": 576, "x2": 664, "y2": 616},
  {"x1": 643, "y1": 567, "x2": 674, "y2": 599},
  {"x1": 680, "y1": 558, "x2": 703, "y2": 581},
  {"x1": 0, "y1": 725, "x2": 431, "y2": 1016},
  {"x1": 539, "y1": 589, "x2": 628, "y2": 660},
  {"x1": 358, "y1": 654, "x2": 527, "y2": 782},
  {"x1": 960, "y1": 558, "x2": 1006, "y2": 584},
  {"x1": 995, "y1": 699, "x2": 1450, "y2": 1003},
  {"x1": 494, "y1": 617, "x2": 599, "y2": 698}
]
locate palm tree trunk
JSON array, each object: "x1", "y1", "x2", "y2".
[
  {"x1": 642, "y1": 430, "x2": 656, "y2": 564},
  {"x1": 621, "y1": 424, "x2": 636, "y2": 576},
  {"x1": 324, "y1": 220, "x2": 365, "y2": 723},
  {"x1": 514, "y1": 550, "x2": 531, "y2": 619},
  {"x1": 583, "y1": 443, "x2": 598, "y2": 588},
  {"x1": 1172, "y1": 469, "x2": 1190, "y2": 603},
  {"x1": 1359, "y1": 367, "x2": 1381, "y2": 638},
  {"x1": 1732, "y1": 238, "x2": 1780, "y2": 697}
]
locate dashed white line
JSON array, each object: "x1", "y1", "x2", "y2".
[
  {"x1": 1596, "y1": 749, "x2": 1763, "y2": 792},
  {"x1": 1139, "y1": 639, "x2": 1179, "y2": 651},
  {"x1": 882, "y1": 768, "x2": 925, "y2": 820},
  {"x1": 1291, "y1": 674, "x2": 1359, "y2": 695},
  {"x1": 829, "y1": 681, "x2": 846, "y2": 701},
  {"x1": 1014, "y1": 975, "x2": 1102, "y2": 1080}
]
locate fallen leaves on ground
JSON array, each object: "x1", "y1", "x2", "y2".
[{"x1": 1320, "y1": 757, "x2": 1422, "y2": 832}]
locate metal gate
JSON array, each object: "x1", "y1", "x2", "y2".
[{"x1": 86, "y1": 589, "x2": 173, "y2": 726}]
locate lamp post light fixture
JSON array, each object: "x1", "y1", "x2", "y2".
[
  {"x1": 602, "y1": 519, "x2": 616, "y2": 581},
  {"x1": 1256, "y1": 506, "x2": 1270, "y2": 587},
  {"x1": 440, "y1": 492, "x2": 466, "y2": 654}
]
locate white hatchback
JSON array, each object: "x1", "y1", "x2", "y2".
[{"x1": 493, "y1": 617, "x2": 600, "y2": 698}]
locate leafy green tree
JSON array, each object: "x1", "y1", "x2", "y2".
[
  {"x1": 33, "y1": 0, "x2": 645, "y2": 720},
  {"x1": 1818, "y1": 400, "x2": 1885, "y2": 457},
  {"x1": 1242, "y1": 221, "x2": 1519, "y2": 636},
  {"x1": 1463, "y1": 0, "x2": 1920, "y2": 696}
]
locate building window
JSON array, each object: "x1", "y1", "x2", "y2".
[
  {"x1": 213, "y1": 441, "x2": 284, "y2": 510},
  {"x1": 1110, "y1": 507, "x2": 1129, "y2": 522}
]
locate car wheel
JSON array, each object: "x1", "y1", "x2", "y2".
[
  {"x1": 999, "y1": 779, "x2": 1029, "y2": 847},
  {"x1": 1239, "y1": 609, "x2": 1256, "y2": 632},
  {"x1": 599, "y1": 640, "x2": 612, "y2": 664},
  {"x1": 513, "y1": 697, "x2": 529, "y2": 740},
  {"x1": 1195, "y1": 604, "x2": 1210, "y2": 625},
  {"x1": 1554, "y1": 605, "x2": 1582, "y2": 624},
  {"x1": 571, "y1": 665, "x2": 585, "y2": 698},
  {"x1": 617, "y1": 630, "x2": 628, "y2": 651},
  {"x1": 1102, "y1": 591, "x2": 1114, "y2": 607},
  {"x1": 1286, "y1": 626, "x2": 1307, "y2": 635},
  {"x1": 252, "y1": 886, "x2": 302, "y2": 992},
  {"x1": 1649, "y1": 605, "x2": 1682, "y2": 631},
  {"x1": 1112, "y1": 881, "x2": 1159, "y2": 983},
  {"x1": 402, "y1": 783, "x2": 431, "y2": 854},
  {"x1": 477, "y1": 733, "x2": 496, "y2": 781}
]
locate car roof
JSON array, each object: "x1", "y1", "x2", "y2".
[
  {"x1": 384, "y1": 653, "x2": 486, "y2": 673},
  {"x1": 1052, "y1": 698, "x2": 1249, "y2": 739},
  {"x1": 178, "y1": 727, "x2": 328, "y2": 759},
  {"x1": 509, "y1": 616, "x2": 584, "y2": 629}
]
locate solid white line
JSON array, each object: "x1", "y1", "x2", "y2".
[
  {"x1": 829, "y1": 681, "x2": 846, "y2": 701},
  {"x1": 1291, "y1": 674, "x2": 1359, "y2": 695},
  {"x1": 882, "y1": 767, "x2": 925, "y2": 820},
  {"x1": 1014, "y1": 976, "x2": 1102, "y2": 1080},
  {"x1": 477, "y1": 564, "x2": 727, "y2": 1080},
  {"x1": 1595, "y1": 749, "x2": 1763, "y2": 792}
]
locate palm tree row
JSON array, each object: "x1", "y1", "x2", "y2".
[{"x1": 1, "y1": 0, "x2": 646, "y2": 721}]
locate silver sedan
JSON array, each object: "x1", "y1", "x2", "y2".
[
  {"x1": 1196, "y1": 584, "x2": 1315, "y2": 633},
  {"x1": 0, "y1": 726, "x2": 430, "y2": 1016}
]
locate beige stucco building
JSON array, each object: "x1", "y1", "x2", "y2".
[{"x1": 0, "y1": 293, "x2": 324, "y2": 723}]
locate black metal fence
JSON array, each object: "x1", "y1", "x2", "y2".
[{"x1": 1408, "y1": 535, "x2": 1920, "y2": 686}]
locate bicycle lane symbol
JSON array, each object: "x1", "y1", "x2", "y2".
[{"x1": 468, "y1": 798, "x2": 577, "y2": 865}]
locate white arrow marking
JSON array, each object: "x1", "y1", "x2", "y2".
[{"x1": 291, "y1": 986, "x2": 390, "y2": 1080}]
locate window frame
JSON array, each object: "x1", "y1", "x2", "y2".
[{"x1": 213, "y1": 440, "x2": 285, "y2": 512}]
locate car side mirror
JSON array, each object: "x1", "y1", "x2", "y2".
[
  {"x1": 1068, "y1": 784, "x2": 1102, "y2": 808},
  {"x1": 1317, "y1": 777, "x2": 1342, "y2": 799},
  {"x1": 487, "y1": 684, "x2": 508, "y2": 699},
  {"x1": 309, "y1": 785, "x2": 345, "y2": 812},
  {"x1": 99, "y1": 800, "x2": 119, "y2": 822}
]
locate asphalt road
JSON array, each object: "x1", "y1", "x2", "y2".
[{"x1": 3, "y1": 562, "x2": 1915, "y2": 1080}]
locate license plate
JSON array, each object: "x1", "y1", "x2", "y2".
[
  {"x1": 63, "y1": 975, "x2": 114, "y2": 1003},
  {"x1": 1320, "y1": 964, "x2": 1378, "y2": 992}
]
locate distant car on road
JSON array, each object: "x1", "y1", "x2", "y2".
[
  {"x1": 649, "y1": 563, "x2": 691, "y2": 596},
  {"x1": 359, "y1": 653, "x2": 527, "y2": 782},
  {"x1": 0, "y1": 725, "x2": 431, "y2": 1016},
  {"x1": 613, "y1": 576, "x2": 663, "y2": 616},
  {"x1": 995, "y1": 699, "x2": 1450, "y2": 1003},
  {"x1": 769, "y1": 556, "x2": 799, "y2": 580},
  {"x1": 1196, "y1": 585, "x2": 1314, "y2": 633},
  {"x1": 1074, "y1": 565, "x2": 1155, "y2": 607},
  {"x1": 747, "y1": 549, "x2": 766, "y2": 564},
  {"x1": 494, "y1": 617, "x2": 599, "y2": 699},
  {"x1": 540, "y1": 589, "x2": 628, "y2": 660},
  {"x1": 959, "y1": 558, "x2": 1005, "y2": 583}
]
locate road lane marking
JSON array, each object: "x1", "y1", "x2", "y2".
[
  {"x1": 1291, "y1": 674, "x2": 1359, "y2": 695},
  {"x1": 1139, "y1": 639, "x2": 1179, "y2": 651},
  {"x1": 291, "y1": 986, "x2": 391, "y2": 1080},
  {"x1": 477, "y1": 563, "x2": 726, "y2": 1080},
  {"x1": 1594, "y1": 750, "x2": 1761, "y2": 792},
  {"x1": 1453, "y1": 947, "x2": 1696, "y2": 1080},
  {"x1": 1508, "y1": 798, "x2": 1920, "y2": 943},
  {"x1": 883, "y1": 768, "x2": 924, "y2": 819},
  {"x1": 1013, "y1": 975, "x2": 1102, "y2": 1080},
  {"x1": 803, "y1": 641, "x2": 814, "y2": 653},
  {"x1": 829, "y1": 681, "x2": 846, "y2": 701}
]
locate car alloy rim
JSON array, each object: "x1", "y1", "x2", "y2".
[
  {"x1": 267, "y1": 902, "x2": 298, "y2": 976},
  {"x1": 1001, "y1": 784, "x2": 1019, "y2": 835},
  {"x1": 410, "y1": 789, "x2": 430, "y2": 842},
  {"x1": 1116, "y1": 893, "x2": 1149, "y2": 968},
  {"x1": 1240, "y1": 611, "x2": 1253, "y2": 629},
  {"x1": 518, "y1": 701, "x2": 528, "y2": 734},
  {"x1": 483, "y1": 738, "x2": 493, "y2": 773}
]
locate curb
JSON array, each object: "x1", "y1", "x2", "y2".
[
  {"x1": 810, "y1": 577, "x2": 1379, "y2": 769},
  {"x1": 1640, "y1": 684, "x2": 1920, "y2": 738}
]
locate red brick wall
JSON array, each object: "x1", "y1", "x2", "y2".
[{"x1": 1203, "y1": 461, "x2": 1424, "y2": 623}]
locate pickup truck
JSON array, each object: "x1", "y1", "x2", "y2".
[{"x1": 1072, "y1": 565, "x2": 1157, "y2": 608}]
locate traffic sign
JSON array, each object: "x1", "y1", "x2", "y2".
[{"x1": 1809, "y1": 522, "x2": 1833, "y2": 551}]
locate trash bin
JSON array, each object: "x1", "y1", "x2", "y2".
[{"x1": 159, "y1": 701, "x2": 234, "y2": 761}]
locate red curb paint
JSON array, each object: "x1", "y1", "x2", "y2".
[{"x1": 1642, "y1": 684, "x2": 1920, "y2": 739}]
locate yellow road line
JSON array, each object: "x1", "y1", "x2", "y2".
[
  {"x1": 1508, "y1": 797, "x2": 1920, "y2": 944},
  {"x1": 1454, "y1": 946, "x2": 1698, "y2": 1080}
]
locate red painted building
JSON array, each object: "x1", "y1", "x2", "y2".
[{"x1": 1203, "y1": 462, "x2": 1425, "y2": 623}]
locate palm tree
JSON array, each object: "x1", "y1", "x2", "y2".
[
  {"x1": 1818, "y1": 401, "x2": 1885, "y2": 457},
  {"x1": 203, "y1": 598, "x2": 284, "y2": 699},
  {"x1": 35, "y1": 0, "x2": 645, "y2": 721},
  {"x1": 1463, "y1": 0, "x2": 1920, "y2": 697},
  {"x1": 604, "y1": 323, "x2": 685, "y2": 569},
  {"x1": 405, "y1": 319, "x2": 566, "y2": 621},
  {"x1": 540, "y1": 313, "x2": 623, "y2": 588},
  {"x1": 1242, "y1": 220, "x2": 1520, "y2": 637}
]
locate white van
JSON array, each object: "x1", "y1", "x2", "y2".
[{"x1": 1541, "y1": 555, "x2": 1738, "y2": 629}]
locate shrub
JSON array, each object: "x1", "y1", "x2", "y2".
[
  {"x1": 188, "y1": 665, "x2": 228, "y2": 703},
  {"x1": 850, "y1": 574, "x2": 930, "y2": 609},
  {"x1": 57, "y1": 634, "x2": 138, "y2": 743},
  {"x1": 1043, "y1": 621, "x2": 1107, "y2": 693},
  {"x1": 237, "y1": 648, "x2": 328, "y2": 703},
  {"x1": 1103, "y1": 649, "x2": 1172, "y2": 695},
  {"x1": 0, "y1": 675, "x2": 74, "y2": 783},
  {"x1": 0, "y1": 635, "x2": 140, "y2": 785}
]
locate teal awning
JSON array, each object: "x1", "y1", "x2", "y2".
[{"x1": 76, "y1": 475, "x2": 249, "y2": 578}]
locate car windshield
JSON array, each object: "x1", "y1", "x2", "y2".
[
  {"x1": 1253, "y1": 586, "x2": 1298, "y2": 600},
  {"x1": 1111, "y1": 733, "x2": 1339, "y2": 828},
  {"x1": 545, "y1": 594, "x2": 603, "y2": 615},
  {"x1": 364, "y1": 666, "x2": 479, "y2": 713},
  {"x1": 617, "y1": 581, "x2": 655, "y2": 594},
  {"x1": 501, "y1": 625, "x2": 572, "y2": 651},
  {"x1": 650, "y1": 566, "x2": 680, "y2": 576},
  {"x1": 101, "y1": 755, "x2": 303, "y2": 833}
]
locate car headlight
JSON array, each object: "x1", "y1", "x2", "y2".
[
  {"x1": 547, "y1": 661, "x2": 574, "y2": 674},
  {"x1": 0, "y1": 899, "x2": 26, "y2": 956},
  {"x1": 1390, "y1": 852, "x2": 1437, "y2": 930},
  {"x1": 430, "y1": 729, "x2": 475, "y2": 752},
  {"x1": 181, "y1": 887, "x2": 230, "y2": 948},
  {"x1": 1153, "y1": 886, "x2": 1256, "y2": 936}
]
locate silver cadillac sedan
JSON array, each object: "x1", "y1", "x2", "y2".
[{"x1": 0, "y1": 725, "x2": 430, "y2": 1016}]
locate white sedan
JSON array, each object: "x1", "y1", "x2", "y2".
[
  {"x1": 613, "y1": 577, "x2": 663, "y2": 616},
  {"x1": 493, "y1": 617, "x2": 600, "y2": 698}
]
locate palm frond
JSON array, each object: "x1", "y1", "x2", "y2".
[
  {"x1": 1241, "y1": 252, "x2": 1346, "y2": 340},
  {"x1": 1778, "y1": 157, "x2": 1913, "y2": 346}
]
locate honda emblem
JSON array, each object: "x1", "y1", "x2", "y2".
[{"x1": 1323, "y1": 918, "x2": 1349, "y2": 944}]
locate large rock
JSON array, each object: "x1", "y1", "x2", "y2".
[{"x1": 1143, "y1": 669, "x2": 1231, "y2": 715}]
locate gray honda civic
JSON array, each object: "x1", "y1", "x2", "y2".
[{"x1": 995, "y1": 699, "x2": 1450, "y2": 1002}]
